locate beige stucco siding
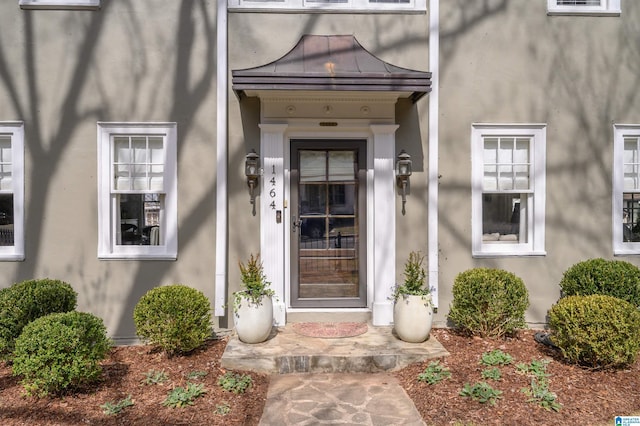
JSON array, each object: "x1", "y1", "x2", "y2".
[
  {"x1": 0, "y1": 2, "x2": 219, "y2": 342},
  {"x1": 438, "y1": 0, "x2": 640, "y2": 326}
]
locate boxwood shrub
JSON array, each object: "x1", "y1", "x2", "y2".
[
  {"x1": 448, "y1": 268, "x2": 529, "y2": 338},
  {"x1": 133, "y1": 284, "x2": 212, "y2": 356},
  {"x1": 559, "y1": 258, "x2": 640, "y2": 307},
  {"x1": 12, "y1": 311, "x2": 111, "y2": 396},
  {"x1": 548, "y1": 294, "x2": 640, "y2": 369},
  {"x1": 0, "y1": 279, "x2": 77, "y2": 359}
]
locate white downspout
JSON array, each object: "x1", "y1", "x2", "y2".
[
  {"x1": 428, "y1": 0, "x2": 440, "y2": 308},
  {"x1": 215, "y1": 1, "x2": 228, "y2": 317}
]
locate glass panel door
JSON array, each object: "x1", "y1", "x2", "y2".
[{"x1": 291, "y1": 140, "x2": 366, "y2": 307}]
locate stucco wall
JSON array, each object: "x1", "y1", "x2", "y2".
[
  {"x1": 0, "y1": 1, "x2": 219, "y2": 342},
  {"x1": 438, "y1": 0, "x2": 640, "y2": 326}
]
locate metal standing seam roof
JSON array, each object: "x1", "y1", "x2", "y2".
[{"x1": 232, "y1": 35, "x2": 431, "y2": 103}]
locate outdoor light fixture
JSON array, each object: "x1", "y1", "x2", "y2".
[
  {"x1": 245, "y1": 149, "x2": 260, "y2": 216},
  {"x1": 396, "y1": 150, "x2": 412, "y2": 216}
]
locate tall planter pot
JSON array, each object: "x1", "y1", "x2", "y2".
[
  {"x1": 393, "y1": 294, "x2": 433, "y2": 343},
  {"x1": 234, "y1": 295, "x2": 273, "y2": 344}
]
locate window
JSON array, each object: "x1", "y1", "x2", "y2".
[
  {"x1": 227, "y1": 0, "x2": 424, "y2": 12},
  {"x1": 471, "y1": 124, "x2": 546, "y2": 257},
  {"x1": 612, "y1": 125, "x2": 640, "y2": 255},
  {"x1": 547, "y1": 0, "x2": 620, "y2": 15},
  {"x1": 19, "y1": 0, "x2": 100, "y2": 10},
  {"x1": 0, "y1": 122, "x2": 24, "y2": 261},
  {"x1": 97, "y1": 123, "x2": 177, "y2": 260}
]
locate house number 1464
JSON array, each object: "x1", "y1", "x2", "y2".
[{"x1": 269, "y1": 165, "x2": 277, "y2": 209}]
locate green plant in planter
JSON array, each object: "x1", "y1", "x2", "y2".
[
  {"x1": 234, "y1": 254, "x2": 275, "y2": 312},
  {"x1": 391, "y1": 251, "x2": 433, "y2": 303}
]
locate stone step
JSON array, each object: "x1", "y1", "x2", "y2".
[{"x1": 220, "y1": 323, "x2": 449, "y2": 374}]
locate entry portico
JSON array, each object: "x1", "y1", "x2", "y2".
[{"x1": 232, "y1": 35, "x2": 431, "y2": 326}]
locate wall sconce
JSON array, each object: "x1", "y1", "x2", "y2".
[
  {"x1": 396, "y1": 150, "x2": 412, "y2": 216},
  {"x1": 245, "y1": 149, "x2": 260, "y2": 216}
]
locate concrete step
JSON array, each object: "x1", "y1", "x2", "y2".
[{"x1": 220, "y1": 323, "x2": 449, "y2": 374}]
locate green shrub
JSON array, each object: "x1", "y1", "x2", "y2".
[
  {"x1": 548, "y1": 295, "x2": 640, "y2": 369},
  {"x1": 448, "y1": 268, "x2": 529, "y2": 338},
  {"x1": 0, "y1": 279, "x2": 77, "y2": 359},
  {"x1": 12, "y1": 311, "x2": 111, "y2": 396},
  {"x1": 133, "y1": 285, "x2": 212, "y2": 356},
  {"x1": 559, "y1": 258, "x2": 640, "y2": 307}
]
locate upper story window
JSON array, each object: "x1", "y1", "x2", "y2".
[
  {"x1": 471, "y1": 124, "x2": 546, "y2": 257},
  {"x1": 97, "y1": 123, "x2": 177, "y2": 260},
  {"x1": 547, "y1": 0, "x2": 620, "y2": 16},
  {"x1": 0, "y1": 122, "x2": 24, "y2": 261},
  {"x1": 613, "y1": 125, "x2": 640, "y2": 255},
  {"x1": 228, "y1": 0, "x2": 425, "y2": 13},
  {"x1": 19, "y1": 0, "x2": 100, "y2": 10}
]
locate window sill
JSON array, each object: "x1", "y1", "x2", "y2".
[
  {"x1": 0, "y1": 254, "x2": 25, "y2": 262},
  {"x1": 19, "y1": 0, "x2": 100, "y2": 10},
  {"x1": 472, "y1": 250, "x2": 547, "y2": 258},
  {"x1": 547, "y1": 9, "x2": 620, "y2": 16},
  {"x1": 98, "y1": 253, "x2": 177, "y2": 261}
]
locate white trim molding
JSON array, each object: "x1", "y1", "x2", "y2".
[
  {"x1": 471, "y1": 123, "x2": 547, "y2": 258},
  {"x1": 97, "y1": 122, "x2": 178, "y2": 260},
  {"x1": 613, "y1": 124, "x2": 640, "y2": 255},
  {"x1": 547, "y1": 0, "x2": 620, "y2": 16},
  {"x1": 19, "y1": 0, "x2": 100, "y2": 10},
  {"x1": 228, "y1": 0, "x2": 426, "y2": 13},
  {"x1": 0, "y1": 121, "x2": 25, "y2": 261}
]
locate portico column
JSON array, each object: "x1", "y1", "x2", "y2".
[
  {"x1": 259, "y1": 123, "x2": 288, "y2": 326},
  {"x1": 371, "y1": 124, "x2": 399, "y2": 326}
]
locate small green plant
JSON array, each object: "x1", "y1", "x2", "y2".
[
  {"x1": 391, "y1": 251, "x2": 433, "y2": 302},
  {"x1": 215, "y1": 402, "x2": 231, "y2": 416},
  {"x1": 481, "y1": 367, "x2": 502, "y2": 381},
  {"x1": 521, "y1": 377, "x2": 562, "y2": 412},
  {"x1": 218, "y1": 371, "x2": 253, "y2": 394},
  {"x1": 516, "y1": 359, "x2": 550, "y2": 379},
  {"x1": 12, "y1": 311, "x2": 111, "y2": 397},
  {"x1": 234, "y1": 254, "x2": 275, "y2": 312},
  {"x1": 143, "y1": 369, "x2": 168, "y2": 385},
  {"x1": 459, "y1": 381, "x2": 503, "y2": 405},
  {"x1": 480, "y1": 349, "x2": 513, "y2": 366},
  {"x1": 417, "y1": 361, "x2": 451, "y2": 385},
  {"x1": 101, "y1": 395, "x2": 134, "y2": 415},
  {"x1": 186, "y1": 370, "x2": 208, "y2": 380},
  {"x1": 162, "y1": 382, "x2": 207, "y2": 408},
  {"x1": 549, "y1": 294, "x2": 640, "y2": 368},
  {"x1": 448, "y1": 268, "x2": 529, "y2": 338},
  {"x1": 133, "y1": 284, "x2": 212, "y2": 356}
]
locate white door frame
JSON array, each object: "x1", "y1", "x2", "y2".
[{"x1": 259, "y1": 117, "x2": 399, "y2": 326}]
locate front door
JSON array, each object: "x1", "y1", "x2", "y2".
[{"x1": 290, "y1": 140, "x2": 367, "y2": 308}]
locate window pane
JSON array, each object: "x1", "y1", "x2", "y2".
[
  {"x1": 482, "y1": 193, "x2": 526, "y2": 243},
  {"x1": 117, "y1": 193, "x2": 162, "y2": 246},
  {"x1": 299, "y1": 184, "x2": 326, "y2": 215},
  {"x1": 0, "y1": 136, "x2": 12, "y2": 191},
  {"x1": 557, "y1": 0, "x2": 600, "y2": 5},
  {"x1": 328, "y1": 151, "x2": 355, "y2": 181},
  {"x1": 622, "y1": 193, "x2": 640, "y2": 242},
  {"x1": 0, "y1": 194, "x2": 14, "y2": 246},
  {"x1": 113, "y1": 135, "x2": 165, "y2": 192},
  {"x1": 369, "y1": 0, "x2": 410, "y2": 3},
  {"x1": 300, "y1": 151, "x2": 326, "y2": 182},
  {"x1": 624, "y1": 138, "x2": 640, "y2": 190},
  {"x1": 329, "y1": 184, "x2": 355, "y2": 215}
]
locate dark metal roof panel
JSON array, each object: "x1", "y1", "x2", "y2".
[{"x1": 232, "y1": 35, "x2": 431, "y2": 102}]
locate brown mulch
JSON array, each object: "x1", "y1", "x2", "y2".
[
  {"x1": 0, "y1": 329, "x2": 638, "y2": 425},
  {"x1": 395, "y1": 328, "x2": 640, "y2": 426}
]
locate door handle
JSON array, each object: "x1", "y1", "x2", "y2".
[{"x1": 292, "y1": 216, "x2": 302, "y2": 232}]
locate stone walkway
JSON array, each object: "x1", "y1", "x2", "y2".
[{"x1": 259, "y1": 373, "x2": 426, "y2": 425}]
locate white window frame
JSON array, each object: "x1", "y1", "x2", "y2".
[
  {"x1": 227, "y1": 0, "x2": 425, "y2": 13},
  {"x1": 19, "y1": 0, "x2": 99, "y2": 10},
  {"x1": 471, "y1": 124, "x2": 546, "y2": 257},
  {"x1": 0, "y1": 122, "x2": 24, "y2": 262},
  {"x1": 612, "y1": 124, "x2": 640, "y2": 255},
  {"x1": 547, "y1": 0, "x2": 620, "y2": 16},
  {"x1": 97, "y1": 122, "x2": 177, "y2": 260}
]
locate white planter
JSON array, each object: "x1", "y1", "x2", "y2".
[
  {"x1": 234, "y1": 295, "x2": 273, "y2": 344},
  {"x1": 393, "y1": 294, "x2": 433, "y2": 343}
]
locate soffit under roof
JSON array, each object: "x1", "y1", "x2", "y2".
[{"x1": 232, "y1": 35, "x2": 431, "y2": 103}]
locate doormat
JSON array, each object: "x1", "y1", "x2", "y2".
[{"x1": 291, "y1": 322, "x2": 368, "y2": 339}]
